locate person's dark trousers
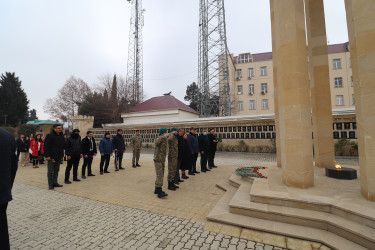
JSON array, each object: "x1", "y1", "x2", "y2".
[
  {"x1": 174, "y1": 159, "x2": 182, "y2": 182},
  {"x1": 47, "y1": 159, "x2": 61, "y2": 188},
  {"x1": 100, "y1": 154, "x2": 110, "y2": 172},
  {"x1": 116, "y1": 153, "x2": 124, "y2": 169},
  {"x1": 200, "y1": 152, "x2": 208, "y2": 171},
  {"x1": 208, "y1": 150, "x2": 216, "y2": 168},
  {"x1": 0, "y1": 203, "x2": 10, "y2": 250},
  {"x1": 82, "y1": 156, "x2": 94, "y2": 176},
  {"x1": 65, "y1": 155, "x2": 81, "y2": 181},
  {"x1": 16, "y1": 150, "x2": 20, "y2": 162},
  {"x1": 191, "y1": 153, "x2": 198, "y2": 172}
]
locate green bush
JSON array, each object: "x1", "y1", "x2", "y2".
[
  {"x1": 334, "y1": 138, "x2": 358, "y2": 156},
  {"x1": 18, "y1": 124, "x2": 37, "y2": 136}
]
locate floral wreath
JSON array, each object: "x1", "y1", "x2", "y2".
[{"x1": 235, "y1": 166, "x2": 267, "y2": 178}]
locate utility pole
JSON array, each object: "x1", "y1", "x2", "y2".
[
  {"x1": 198, "y1": 0, "x2": 231, "y2": 117},
  {"x1": 126, "y1": 0, "x2": 145, "y2": 104}
]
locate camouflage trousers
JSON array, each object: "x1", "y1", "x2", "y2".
[
  {"x1": 132, "y1": 149, "x2": 141, "y2": 165},
  {"x1": 154, "y1": 160, "x2": 165, "y2": 187},
  {"x1": 167, "y1": 157, "x2": 177, "y2": 182}
]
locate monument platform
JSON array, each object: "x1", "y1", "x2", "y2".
[{"x1": 208, "y1": 166, "x2": 375, "y2": 250}]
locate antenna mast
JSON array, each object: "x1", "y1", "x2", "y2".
[
  {"x1": 126, "y1": 0, "x2": 144, "y2": 104},
  {"x1": 198, "y1": 0, "x2": 231, "y2": 117}
]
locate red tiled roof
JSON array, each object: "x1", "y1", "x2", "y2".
[
  {"x1": 328, "y1": 42, "x2": 349, "y2": 53},
  {"x1": 233, "y1": 42, "x2": 349, "y2": 63},
  {"x1": 130, "y1": 95, "x2": 199, "y2": 114},
  {"x1": 252, "y1": 52, "x2": 273, "y2": 62}
]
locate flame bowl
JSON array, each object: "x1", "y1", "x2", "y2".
[{"x1": 325, "y1": 166, "x2": 357, "y2": 180}]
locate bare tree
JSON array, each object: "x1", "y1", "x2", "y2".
[
  {"x1": 94, "y1": 73, "x2": 132, "y2": 101},
  {"x1": 44, "y1": 76, "x2": 91, "y2": 123}
]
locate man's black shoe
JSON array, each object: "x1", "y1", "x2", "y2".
[
  {"x1": 177, "y1": 179, "x2": 184, "y2": 183},
  {"x1": 132, "y1": 164, "x2": 136, "y2": 168},
  {"x1": 48, "y1": 186, "x2": 54, "y2": 190},
  {"x1": 188, "y1": 171, "x2": 195, "y2": 175},
  {"x1": 182, "y1": 174, "x2": 189, "y2": 179},
  {"x1": 201, "y1": 170, "x2": 207, "y2": 172},
  {"x1": 119, "y1": 167, "x2": 125, "y2": 170},
  {"x1": 206, "y1": 168, "x2": 211, "y2": 171},
  {"x1": 173, "y1": 183, "x2": 179, "y2": 189},
  {"x1": 168, "y1": 182, "x2": 177, "y2": 191},
  {"x1": 73, "y1": 178, "x2": 80, "y2": 182},
  {"x1": 88, "y1": 173, "x2": 95, "y2": 176},
  {"x1": 194, "y1": 171, "x2": 200, "y2": 174},
  {"x1": 212, "y1": 165, "x2": 218, "y2": 168},
  {"x1": 64, "y1": 180, "x2": 72, "y2": 184},
  {"x1": 54, "y1": 184, "x2": 63, "y2": 187},
  {"x1": 208, "y1": 166, "x2": 213, "y2": 169},
  {"x1": 82, "y1": 175, "x2": 87, "y2": 179},
  {"x1": 104, "y1": 171, "x2": 110, "y2": 173},
  {"x1": 100, "y1": 172, "x2": 103, "y2": 175},
  {"x1": 136, "y1": 163, "x2": 141, "y2": 167},
  {"x1": 115, "y1": 168, "x2": 119, "y2": 171}
]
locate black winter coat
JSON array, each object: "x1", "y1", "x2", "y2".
[
  {"x1": 65, "y1": 134, "x2": 82, "y2": 157},
  {"x1": 0, "y1": 128, "x2": 18, "y2": 205},
  {"x1": 177, "y1": 134, "x2": 184, "y2": 160},
  {"x1": 44, "y1": 130, "x2": 65, "y2": 160},
  {"x1": 112, "y1": 133, "x2": 126, "y2": 152},
  {"x1": 207, "y1": 134, "x2": 218, "y2": 151},
  {"x1": 16, "y1": 138, "x2": 28, "y2": 152},
  {"x1": 198, "y1": 134, "x2": 210, "y2": 153},
  {"x1": 82, "y1": 136, "x2": 97, "y2": 156},
  {"x1": 181, "y1": 139, "x2": 192, "y2": 171}
]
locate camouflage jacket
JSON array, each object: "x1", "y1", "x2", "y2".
[
  {"x1": 167, "y1": 133, "x2": 178, "y2": 159},
  {"x1": 154, "y1": 135, "x2": 168, "y2": 162},
  {"x1": 130, "y1": 135, "x2": 143, "y2": 149}
]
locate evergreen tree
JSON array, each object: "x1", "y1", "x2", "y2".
[
  {"x1": 184, "y1": 82, "x2": 201, "y2": 111},
  {"x1": 26, "y1": 109, "x2": 38, "y2": 121},
  {"x1": 0, "y1": 72, "x2": 29, "y2": 126}
]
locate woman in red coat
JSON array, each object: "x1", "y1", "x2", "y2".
[{"x1": 29, "y1": 134, "x2": 44, "y2": 168}]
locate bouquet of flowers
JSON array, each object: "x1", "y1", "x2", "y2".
[{"x1": 235, "y1": 166, "x2": 267, "y2": 178}]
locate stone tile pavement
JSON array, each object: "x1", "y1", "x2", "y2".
[
  {"x1": 9, "y1": 183, "x2": 280, "y2": 250},
  {"x1": 9, "y1": 151, "x2": 346, "y2": 249}
]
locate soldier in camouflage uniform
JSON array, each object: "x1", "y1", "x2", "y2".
[
  {"x1": 153, "y1": 128, "x2": 169, "y2": 198},
  {"x1": 130, "y1": 130, "x2": 143, "y2": 168},
  {"x1": 167, "y1": 128, "x2": 179, "y2": 191}
]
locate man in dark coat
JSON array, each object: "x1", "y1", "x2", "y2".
[
  {"x1": 99, "y1": 132, "x2": 113, "y2": 174},
  {"x1": 0, "y1": 128, "x2": 18, "y2": 250},
  {"x1": 112, "y1": 129, "x2": 126, "y2": 171},
  {"x1": 81, "y1": 131, "x2": 97, "y2": 178},
  {"x1": 44, "y1": 124, "x2": 65, "y2": 190},
  {"x1": 175, "y1": 128, "x2": 187, "y2": 183},
  {"x1": 187, "y1": 127, "x2": 200, "y2": 175},
  {"x1": 198, "y1": 128, "x2": 211, "y2": 172},
  {"x1": 64, "y1": 129, "x2": 82, "y2": 184},
  {"x1": 207, "y1": 128, "x2": 219, "y2": 169}
]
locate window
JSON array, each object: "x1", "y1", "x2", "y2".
[
  {"x1": 352, "y1": 94, "x2": 355, "y2": 105},
  {"x1": 351, "y1": 76, "x2": 353, "y2": 87},
  {"x1": 260, "y1": 66, "x2": 267, "y2": 76},
  {"x1": 236, "y1": 69, "x2": 242, "y2": 80},
  {"x1": 238, "y1": 53, "x2": 252, "y2": 63},
  {"x1": 249, "y1": 84, "x2": 254, "y2": 94},
  {"x1": 238, "y1": 101, "x2": 243, "y2": 111},
  {"x1": 336, "y1": 95, "x2": 344, "y2": 106},
  {"x1": 261, "y1": 83, "x2": 268, "y2": 94},
  {"x1": 237, "y1": 85, "x2": 243, "y2": 95},
  {"x1": 262, "y1": 99, "x2": 269, "y2": 109},
  {"x1": 333, "y1": 59, "x2": 342, "y2": 69},
  {"x1": 334, "y1": 77, "x2": 343, "y2": 88},
  {"x1": 249, "y1": 100, "x2": 255, "y2": 110},
  {"x1": 248, "y1": 68, "x2": 254, "y2": 78}
]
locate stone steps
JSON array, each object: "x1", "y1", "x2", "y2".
[
  {"x1": 249, "y1": 177, "x2": 375, "y2": 229},
  {"x1": 208, "y1": 176, "x2": 371, "y2": 250}
]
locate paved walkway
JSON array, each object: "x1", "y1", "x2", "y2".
[{"x1": 9, "y1": 151, "x2": 349, "y2": 249}]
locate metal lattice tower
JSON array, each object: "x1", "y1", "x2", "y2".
[
  {"x1": 198, "y1": 0, "x2": 231, "y2": 117},
  {"x1": 126, "y1": 0, "x2": 144, "y2": 104}
]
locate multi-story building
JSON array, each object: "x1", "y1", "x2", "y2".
[{"x1": 228, "y1": 42, "x2": 354, "y2": 116}]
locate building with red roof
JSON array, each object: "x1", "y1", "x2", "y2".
[{"x1": 120, "y1": 94, "x2": 199, "y2": 125}]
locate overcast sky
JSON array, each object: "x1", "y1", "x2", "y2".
[{"x1": 0, "y1": 0, "x2": 348, "y2": 120}]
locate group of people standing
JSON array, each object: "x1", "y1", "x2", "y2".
[
  {"x1": 16, "y1": 125, "x2": 143, "y2": 190},
  {"x1": 154, "y1": 127, "x2": 218, "y2": 198},
  {"x1": 16, "y1": 134, "x2": 45, "y2": 168}
]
